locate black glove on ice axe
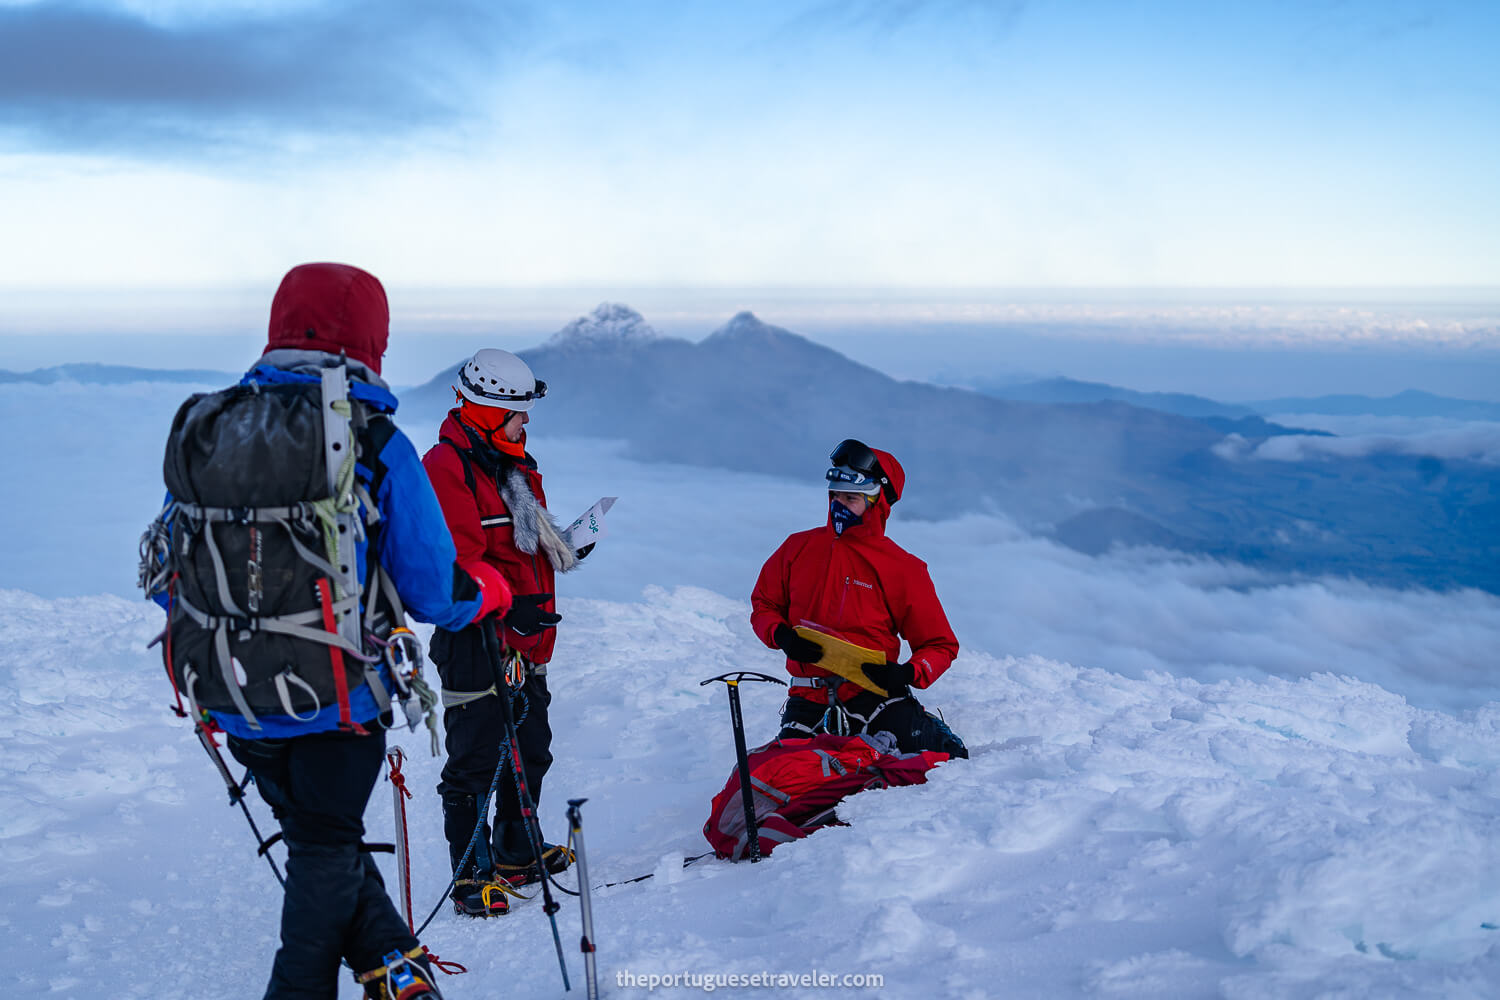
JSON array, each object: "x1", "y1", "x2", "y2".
[
  {"x1": 861, "y1": 660, "x2": 915, "y2": 696},
  {"x1": 504, "y1": 593, "x2": 562, "y2": 636},
  {"x1": 773, "y1": 624, "x2": 824, "y2": 663}
]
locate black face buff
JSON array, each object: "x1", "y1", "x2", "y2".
[{"x1": 829, "y1": 497, "x2": 864, "y2": 536}]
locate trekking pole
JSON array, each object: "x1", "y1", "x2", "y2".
[
  {"x1": 699, "y1": 671, "x2": 787, "y2": 863},
  {"x1": 480, "y1": 619, "x2": 572, "y2": 992},
  {"x1": 566, "y1": 798, "x2": 599, "y2": 1000},
  {"x1": 194, "y1": 722, "x2": 286, "y2": 889},
  {"x1": 386, "y1": 746, "x2": 415, "y2": 931}
]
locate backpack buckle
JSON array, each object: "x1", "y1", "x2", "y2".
[{"x1": 231, "y1": 506, "x2": 253, "y2": 525}]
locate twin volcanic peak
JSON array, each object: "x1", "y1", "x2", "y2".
[
  {"x1": 546, "y1": 302, "x2": 665, "y2": 347},
  {"x1": 545, "y1": 302, "x2": 790, "y2": 349}
]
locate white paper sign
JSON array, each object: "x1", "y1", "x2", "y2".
[{"x1": 563, "y1": 496, "x2": 617, "y2": 550}]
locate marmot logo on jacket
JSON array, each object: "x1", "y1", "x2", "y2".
[{"x1": 500, "y1": 465, "x2": 578, "y2": 573}]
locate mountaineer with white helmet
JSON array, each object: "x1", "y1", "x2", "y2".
[{"x1": 421, "y1": 348, "x2": 588, "y2": 917}]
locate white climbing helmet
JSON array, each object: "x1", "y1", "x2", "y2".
[{"x1": 454, "y1": 348, "x2": 547, "y2": 411}]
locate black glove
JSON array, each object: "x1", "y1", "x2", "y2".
[
  {"x1": 861, "y1": 660, "x2": 914, "y2": 694},
  {"x1": 575, "y1": 543, "x2": 595, "y2": 561},
  {"x1": 504, "y1": 593, "x2": 562, "y2": 636},
  {"x1": 773, "y1": 623, "x2": 824, "y2": 663}
]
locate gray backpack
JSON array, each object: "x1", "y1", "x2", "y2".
[{"x1": 140, "y1": 366, "x2": 415, "y2": 733}]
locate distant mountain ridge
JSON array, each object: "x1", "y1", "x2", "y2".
[
  {"x1": 955, "y1": 376, "x2": 1500, "y2": 426},
  {"x1": 959, "y1": 374, "x2": 1327, "y2": 441},
  {"x1": 0, "y1": 363, "x2": 235, "y2": 385},
  {"x1": 405, "y1": 304, "x2": 1499, "y2": 594},
  {"x1": 959, "y1": 375, "x2": 1258, "y2": 420},
  {"x1": 1247, "y1": 389, "x2": 1500, "y2": 421}
]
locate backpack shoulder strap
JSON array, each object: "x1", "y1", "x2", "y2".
[{"x1": 439, "y1": 437, "x2": 478, "y2": 494}]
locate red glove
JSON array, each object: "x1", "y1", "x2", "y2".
[{"x1": 466, "y1": 561, "x2": 512, "y2": 623}]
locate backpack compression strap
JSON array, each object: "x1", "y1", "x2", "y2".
[{"x1": 168, "y1": 369, "x2": 391, "y2": 731}]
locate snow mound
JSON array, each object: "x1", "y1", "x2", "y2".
[{"x1": 2, "y1": 586, "x2": 1498, "y2": 998}]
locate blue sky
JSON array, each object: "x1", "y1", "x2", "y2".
[{"x1": 0, "y1": 0, "x2": 1496, "y2": 290}]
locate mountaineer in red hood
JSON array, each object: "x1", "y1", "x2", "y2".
[
  {"x1": 751, "y1": 439, "x2": 967, "y2": 757},
  {"x1": 146, "y1": 262, "x2": 505, "y2": 999}
]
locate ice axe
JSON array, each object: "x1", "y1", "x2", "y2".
[{"x1": 699, "y1": 671, "x2": 786, "y2": 862}]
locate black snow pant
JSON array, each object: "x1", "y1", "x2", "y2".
[
  {"x1": 778, "y1": 688, "x2": 969, "y2": 759},
  {"x1": 228, "y1": 728, "x2": 424, "y2": 1000},
  {"x1": 431, "y1": 624, "x2": 554, "y2": 879}
]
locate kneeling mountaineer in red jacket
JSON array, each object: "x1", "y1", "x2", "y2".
[{"x1": 751, "y1": 438, "x2": 967, "y2": 758}]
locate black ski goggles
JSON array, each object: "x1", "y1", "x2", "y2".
[
  {"x1": 826, "y1": 438, "x2": 896, "y2": 504},
  {"x1": 460, "y1": 367, "x2": 548, "y2": 403}
]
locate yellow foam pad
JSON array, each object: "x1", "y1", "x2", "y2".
[{"x1": 794, "y1": 626, "x2": 889, "y2": 696}]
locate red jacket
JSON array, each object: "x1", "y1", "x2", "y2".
[
  {"x1": 750, "y1": 449, "x2": 959, "y2": 704},
  {"x1": 422, "y1": 411, "x2": 558, "y2": 663}
]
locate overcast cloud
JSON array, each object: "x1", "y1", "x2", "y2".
[
  {"x1": 0, "y1": 0, "x2": 515, "y2": 154},
  {"x1": 0, "y1": 1, "x2": 1495, "y2": 287}
]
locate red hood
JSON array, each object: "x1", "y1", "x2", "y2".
[
  {"x1": 265, "y1": 262, "x2": 389, "y2": 374},
  {"x1": 827, "y1": 447, "x2": 904, "y2": 537}
]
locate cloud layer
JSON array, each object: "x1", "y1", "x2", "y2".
[
  {"x1": 4, "y1": 375, "x2": 1497, "y2": 716},
  {"x1": 1215, "y1": 416, "x2": 1500, "y2": 466}
]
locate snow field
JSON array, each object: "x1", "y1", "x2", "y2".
[{"x1": 2, "y1": 585, "x2": 1498, "y2": 997}]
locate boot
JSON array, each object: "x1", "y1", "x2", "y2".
[
  {"x1": 442, "y1": 792, "x2": 492, "y2": 882},
  {"x1": 491, "y1": 819, "x2": 573, "y2": 886},
  {"x1": 444, "y1": 793, "x2": 514, "y2": 916},
  {"x1": 358, "y1": 948, "x2": 442, "y2": 999},
  {"x1": 450, "y1": 878, "x2": 514, "y2": 918},
  {"x1": 493, "y1": 842, "x2": 575, "y2": 886},
  {"x1": 490, "y1": 818, "x2": 531, "y2": 866}
]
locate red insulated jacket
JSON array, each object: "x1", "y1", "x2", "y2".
[
  {"x1": 422, "y1": 411, "x2": 558, "y2": 663},
  {"x1": 750, "y1": 448, "x2": 959, "y2": 705}
]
